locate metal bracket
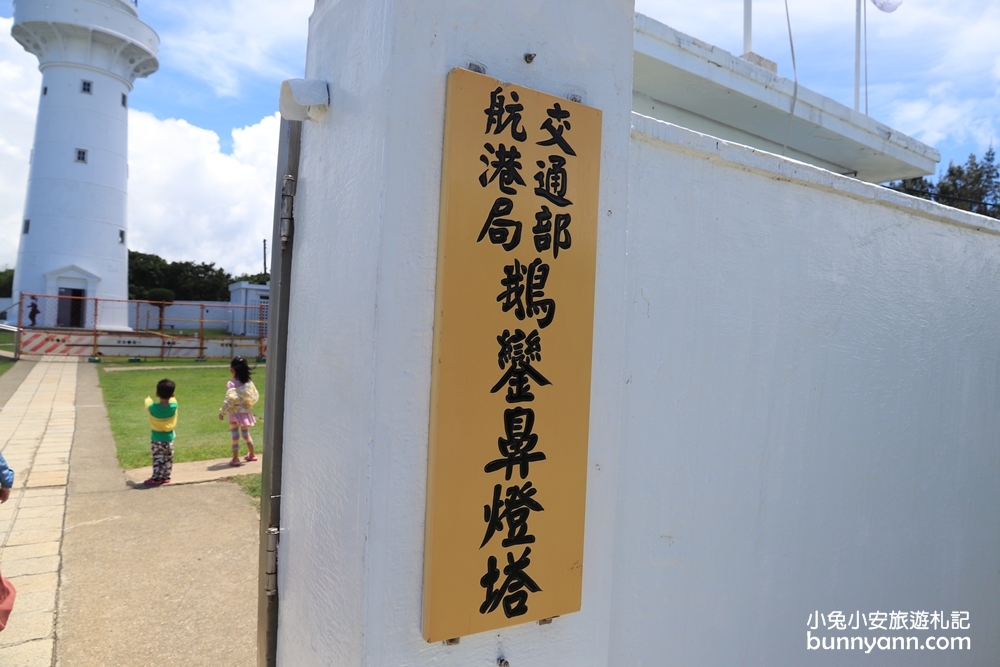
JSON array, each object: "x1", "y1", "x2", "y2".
[
  {"x1": 280, "y1": 176, "x2": 296, "y2": 250},
  {"x1": 265, "y1": 526, "x2": 279, "y2": 596}
]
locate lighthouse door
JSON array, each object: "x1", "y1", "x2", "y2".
[{"x1": 57, "y1": 288, "x2": 86, "y2": 328}]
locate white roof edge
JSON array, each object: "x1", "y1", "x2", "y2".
[
  {"x1": 631, "y1": 112, "x2": 995, "y2": 235},
  {"x1": 228, "y1": 281, "x2": 269, "y2": 291},
  {"x1": 633, "y1": 13, "x2": 940, "y2": 178},
  {"x1": 43, "y1": 264, "x2": 102, "y2": 280}
]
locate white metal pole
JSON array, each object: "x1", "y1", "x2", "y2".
[
  {"x1": 854, "y1": 0, "x2": 861, "y2": 111},
  {"x1": 744, "y1": 0, "x2": 752, "y2": 55},
  {"x1": 864, "y1": 0, "x2": 869, "y2": 115}
]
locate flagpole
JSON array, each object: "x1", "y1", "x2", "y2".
[
  {"x1": 854, "y1": 0, "x2": 861, "y2": 111},
  {"x1": 744, "y1": 0, "x2": 752, "y2": 55},
  {"x1": 864, "y1": 0, "x2": 869, "y2": 115}
]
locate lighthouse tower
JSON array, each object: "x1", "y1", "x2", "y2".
[{"x1": 11, "y1": 0, "x2": 158, "y2": 331}]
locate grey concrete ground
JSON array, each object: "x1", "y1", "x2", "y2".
[
  {"x1": 0, "y1": 360, "x2": 259, "y2": 666},
  {"x1": 0, "y1": 359, "x2": 36, "y2": 406},
  {"x1": 124, "y1": 456, "x2": 263, "y2": 486},
  {"x1": 56, "y1": 363, "x2": 259, "y2": 666}
]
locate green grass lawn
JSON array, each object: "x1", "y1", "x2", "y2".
[
  {"x1": 232, "y1": 473, "x2": 262, "y2": 503},
  {"x1": 99, "y1": 361, "x2": 266, "y2": 469},
  {"x1": 97, "y1": 358, "x2": 232, "y2": 367},
  {"x1": 135, "y1": 328, "x2": 260, "y2": 340},
  {"x1": 0, "y1": 358, "x2": 14, "y2": 379},
  {"x1": 0, "y1": 330, "x2": 14, "y2": 350}
]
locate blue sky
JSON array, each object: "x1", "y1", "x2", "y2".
[
  {"x1": 0, "y1": 2, "x2": 308, "y2": 151},
  {"x1": 118, "y1": 0, "x2": 308, "y2": 152},
  {"x1": 1, "y1": 0, "x2": 997, "y2": 275}
]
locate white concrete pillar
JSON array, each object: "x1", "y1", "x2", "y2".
[{"x1": 278, "y1": 0, "x2": 634, "y2": 664}]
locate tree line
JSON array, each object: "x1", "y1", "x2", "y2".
[
  {"x1": 0, "y1": 252, "x2": 267, "y2": 301},
  {"x1": 0, "y1": 268, "x2": 11, "y2": 299},
  {"x1": 128, "y1": 251, "x2": 268, "y2": 302},
  {"x1": 889, "y1": 148, "x2": 999, "y2": 219}
]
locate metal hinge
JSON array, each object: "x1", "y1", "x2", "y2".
[
  {"x1": 265, "y1": 526, "x2": 279, "y2": 596},
  {"x1": 280, "y1": 175, "x2": 296, "y2": 250}
]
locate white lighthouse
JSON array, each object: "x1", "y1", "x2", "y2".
[{"x1": 10, "y1": 0, "x2": 158, "y2": 330}]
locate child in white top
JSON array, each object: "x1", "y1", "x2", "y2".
[{"x1": 218, "y1": 356, "x2": 259, "y2": 467}]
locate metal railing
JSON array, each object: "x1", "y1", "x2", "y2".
[{"x1": 15, "y1": 293, "x2": 268, "y2": 360}]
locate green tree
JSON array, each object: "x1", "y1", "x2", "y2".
[
  {"x1": 231, "y1": 272, "x2": 270, "y2": 285},
  {"x1": 164, "y1": 261, "x2": 233, "y2": 301},
  {"x1": 0, "y1": 268, "x2": 13, "y2": 299},
  {"x1": 128, "y1": 251, "x2": 169, "y2": 300},
  {"x1": 128, "y1": 251, "x2": 235, "y2": 302},
  {"x1": 890, "y1": 148, "x2": 999, "y2": 219}
]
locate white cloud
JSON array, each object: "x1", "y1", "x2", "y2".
[
  {"x1": 889, "y1": 95, "x2": 996, "y2": 150},
  {"x1": 127, "y1": 111, "x2": 280, "y2": 276},
  {"x1": 0, "y1": 16, "x2": 41, "y2": 269},
  {"x1": 155, "y1": 0, "x2": 312, "y2": 97},
  {"x1": 878, "y1": 1, "x2": 1000, "y2": 160}
]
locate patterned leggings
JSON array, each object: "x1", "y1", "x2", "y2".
[
  {"x1": 150, "y1": 441, "x2": 174, "y2": 481},
  {"x1": 231, "y1": 427, "x2": 253, "y2": 452}
]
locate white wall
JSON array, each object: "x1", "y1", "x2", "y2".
[
  {"x1": 228, "y1": 282, "x2": 269, "y2": 336},
  {"x1": 278, "y1": 0, "x2": 634, "y2": 665},
  {"x1": 127, "y1": 300, "x2": 231, "y2": 331},
  {"x1": 608, "y1": 115, "x2": 1000, "y2": 664},
  {"x1": 279, "y1": 3, "x2": 1000, "y2": 665}
]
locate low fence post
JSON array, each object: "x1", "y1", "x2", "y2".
[
  {"x1": 200, "y1": 303, "x2": 206, "y2": 358},
  {"x1": 258, "y1": 304, "x2": 265, "y2": 359},
  {"x1": 92, "y1": 297, "x2": 99, "y2": 358}
]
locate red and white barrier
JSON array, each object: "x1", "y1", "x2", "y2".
[
  {"x1": 19, "y1": 330, "x2": 204, "y2": 358},
  {"x1": 19, "y1": 331, "x2": 93, "y2": 356}
]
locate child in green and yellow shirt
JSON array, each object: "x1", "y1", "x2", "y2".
[{"x1": 144, "y1": 378, "x2": 178, "y2": 486}]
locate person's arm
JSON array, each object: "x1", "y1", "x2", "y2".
[
  {"x1": 219, "y1": 387, "x2": 235, "y2": 419},
  {"x1": 0, "y1": 452, "x2": 14, "y2": 503},
  {"x1": 246, "y1": 382, "x2": 259, "y2": 407}
]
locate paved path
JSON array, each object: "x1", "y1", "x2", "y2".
[
  {"x1": 124, "y1": 456, "x2": 262, "y2": 486},
  {"x1": 0, "y1": 359, "x2": 260, "y2": 666},
  {"x1": 0, "y1": 358, "x2": 76, "y2": 663}
]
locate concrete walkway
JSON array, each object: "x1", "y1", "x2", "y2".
[
  {"x1": 124, "y1": 456, "x2": 263, "y2": 486},
  {"x1": 0, "y1": 359, "x2": 260, "y2": 666},
  {"x1": 0, "y1": 359, "x2": 75, "y2": 664}
]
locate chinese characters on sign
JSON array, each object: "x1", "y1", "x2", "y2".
[
  {"x1": 422, "y1": 68, "x2": 602, "y2": 642},
  {"x1": 807, "y1": 610, "x2": 971, "y2": 631}
]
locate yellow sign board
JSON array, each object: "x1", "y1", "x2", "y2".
[{"x1": 422, "y1": 68, "x2": 602, "y2": 642}]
